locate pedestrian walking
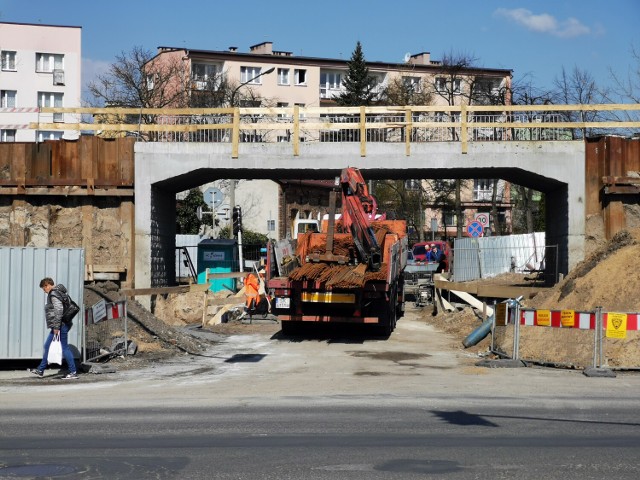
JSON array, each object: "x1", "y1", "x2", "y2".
[{"x1": 29, "y1": 277, "x2": 79, "y2": 379}]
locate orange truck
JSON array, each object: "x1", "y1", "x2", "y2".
[{"x1": 267, "y1": 168, "x2": 408, "y2": 335}]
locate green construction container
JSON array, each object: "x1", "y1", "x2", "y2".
[{"x1": 196, "y1": 239, "x2": 238, "y2": 292}]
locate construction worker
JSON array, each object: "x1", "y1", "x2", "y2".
[{"x1": 243, "y1": 272, "x2": 260, "y2": 312}]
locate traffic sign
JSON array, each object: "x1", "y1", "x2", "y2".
[
  {"x1": 203, "y1": 187, "x2": 223, "y2": 208},
  {"x1": 474, "y1": 212, "x2": 489, "y2": 227},
  {"x1": 467, "y1": 221, "x2": 484, "y2": 237}
]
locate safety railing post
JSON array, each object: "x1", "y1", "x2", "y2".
[
  {"x1": 490, "y1": 300, "x2": 496, "y2": 353},
  {"x1": 598, "y1": 307, "x2": 604, "y2": 368},
  {"x1": 123, "y1": 299, "x2": 128, "y2": 358},
  {"x1": 515, "y1": 302, "x2": 521, "y2": 360},
  {"x1": 592, "y1": 307, "x2": 599, "y2": 368}
]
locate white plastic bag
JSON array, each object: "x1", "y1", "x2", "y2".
[{"x1": 47, "y1": 334, "x2": 63, "y2": 365}]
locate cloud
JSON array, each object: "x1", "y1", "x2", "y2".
[{"x1": 494, "y1": 8, "x2": 591, "y2": 38}]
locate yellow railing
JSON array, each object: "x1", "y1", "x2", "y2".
[{"x1": 29, "y1": 104, "x2": 640, "y2": 155}]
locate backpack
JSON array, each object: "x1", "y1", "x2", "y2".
[{"x1": 62, "y1": 297, "x2": 80, "y2": 324}]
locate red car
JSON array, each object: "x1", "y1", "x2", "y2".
[{"x1": 412, "y1": 241, "x2": 451, "y2": 271}]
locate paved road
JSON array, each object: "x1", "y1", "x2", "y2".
[{"x1": 2, "y1": 307, "x2": 640, "y2": 479}]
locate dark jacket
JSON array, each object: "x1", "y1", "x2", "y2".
[{"x1": 45, "y1": 284, "x2": 70, "y2": 330}]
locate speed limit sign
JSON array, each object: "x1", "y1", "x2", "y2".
[{"x1": 475, "y1": 212, "x2": 489, "y2": 227}]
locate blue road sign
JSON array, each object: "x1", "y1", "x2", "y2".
[{"x1": 467, "y1": 221, "x2": 484, "y2": 237}]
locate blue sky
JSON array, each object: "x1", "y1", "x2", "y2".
[{"x1": 1, "y1": 0, "x2": 638, "y2": 102}]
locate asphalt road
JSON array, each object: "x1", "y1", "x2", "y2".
[{"x1": 2, "y1": 306, "x2": 640, "y2": 479}]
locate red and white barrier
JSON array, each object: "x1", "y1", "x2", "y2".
[{"x1": 520, "y1": 309, "x2": 640, "y2": 331}]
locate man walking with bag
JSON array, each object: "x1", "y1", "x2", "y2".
[{"x1": 29, "y1": 277, "x2": 79, "y2": 379}]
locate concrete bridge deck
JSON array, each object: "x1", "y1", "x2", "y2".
[{"x1": 135, "y1": 140, "x2": 585, "y2": 290}]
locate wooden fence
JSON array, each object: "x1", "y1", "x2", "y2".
[{"x1": 0, "y1": 136, "x2": 134, "y2": 196}]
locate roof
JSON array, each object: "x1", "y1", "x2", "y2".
[
  {"x1": 0, "y1": 21, "x2": 82, "y2": 29},
  {"x1": 156, "y1": 45, "x2": 513, "y2": 75}
]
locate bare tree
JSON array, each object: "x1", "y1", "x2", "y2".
[
  {"x1": 511, "y1": 185, "x2": 545, "y2": 234},
  {"x1": 373, "y1": 179, "x2": 431, "y2": 242},
  {"x1": 602, "y1": 42, "x2": 640, "y2": 135},
  {"x1": 379, "y1": 75, "x2": 434, "y2": 106},
  {"x1": 552, "y1": 66, "x2": 607, "y2": 139},
  {"x1": 608, "y1": 42, "x2": 640, "y2": 103},
  {"x1": 88, "y1": 46, "x2": 189, "y2": 110}
]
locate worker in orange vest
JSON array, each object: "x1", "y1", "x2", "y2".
[{"x1": 244, "y1": 273, "x2": 260, "y2": 311}]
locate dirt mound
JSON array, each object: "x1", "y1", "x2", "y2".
[
  {"x1": 84, "y1": 282, "x2": 215, "y2": 364},
  {"x1": 424, "y1": 227, "x2": 640, "y2": 369},
  {"x1": 527, "y1": 228, "x2": 640, "y2": 312}
]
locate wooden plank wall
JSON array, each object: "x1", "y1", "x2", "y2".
[
  {"x1": 0, "y1": 136, "x2": 135, "y2": 191},
  {"x1": 586, "y1": 136, "x2": 640, "y2": 240}
]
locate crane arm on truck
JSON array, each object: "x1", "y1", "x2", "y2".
[{"x1": 339, "y1": 167, "x2": 382, "y2": 271}]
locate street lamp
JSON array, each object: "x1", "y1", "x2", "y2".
[{"x1": 229, "y1": 66, "x2": 275, "y2": 107}]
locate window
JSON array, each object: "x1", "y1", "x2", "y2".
[
  {"x1": 0, "y1": 129, "x2": 16, "y2": 142},
  {"x1": 473, "y1": 179, "x2": 494, "y2": 202},
  {"x1": 36, "y1": 53, "x2": 64, "y2": 73},
  {"x1": 294, "y1": 103, "x2": 305, "y2": 118},
  {"x1": 240, "y1": 66, "x2": 263, "y2": 84},
  {"x1": 320, "y1": 72, "x2": 342, "y2": 98},
  {"x1": 276, "y1": 102, "x2": 289, "y2": 119},
  {"x1": 192, "y1": 63, "x2": 220, "y2": 89},
  {"x1": 37, "y1": 130, "x2": 63, "y2": 142},
  {"x1": 145, "y1": 74, "x2": 155, "y2": 90},
  {"x1": 1, "y1": 51, "x2": 16, "y2": 71},
  {"x1": 192, "y1": 63, "x2": 218, "y2": 81},
  {"x1": 1, "y1": 90, "x2": 17, "y2": 108},
  {"x1": 402, "y1": 76, "x2": 421, "y2": 93},
  {"x1": 404, "y1": 179, "x2": 421, "y2": 191},
  {"x1": 435, "y1": 77, "x2": 461, "y2": 94},
  {"x1": 38, "y1": 92, "x2": 63, "y2": 122},
  {"x1": 277, "y1": 68, "x2": 290, "y2": 85},
  {"x1": 267, "y1": 220, "x2": 276, "y2": 231},
  {"x1": 294, "y1": 69, "x2": 307, "y2": 86},
  {"x1": 443, "y1": 211, "x2": 457, "y2": 227}
]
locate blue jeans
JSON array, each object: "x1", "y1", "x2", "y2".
[{"x1": 37, "y1": 323, "x2": 76, "y2": 373}]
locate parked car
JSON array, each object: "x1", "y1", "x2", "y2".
[{"x1": 412, "y1": 241, "x2": 451, "y2": 271}]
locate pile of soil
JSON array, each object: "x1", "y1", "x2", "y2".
[
  {"x1": 84, "y1": 282, "x2": 216, "y2": 369},
  {"x1": 425, "y1": 227, "x2": 640, "y2": 369}
]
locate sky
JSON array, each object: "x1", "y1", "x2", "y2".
[{"x1": 1, "y1": 0, "x2": 638, "y2": 102}]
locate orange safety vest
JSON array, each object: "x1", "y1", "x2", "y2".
[{"x1": 244, "y1": 274, "x2": 260, "y2": 308}]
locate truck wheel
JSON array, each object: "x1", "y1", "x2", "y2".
[{"x1": 377, "y1": 291, "x2": 397, "y2": 336}]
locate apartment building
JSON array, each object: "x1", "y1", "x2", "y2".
[
  {"x1": 154, "y1": 41, "x2": 511, "y2": 110},
  {"x1": 0, "y1": 21, "x2": 82, "y2": 142},
  {"x1": 154, "y1": 41, "x2": 513, "y2": 240}
]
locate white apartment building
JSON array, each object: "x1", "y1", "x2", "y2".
[{"x1": 0, "y1": 21, "x2": 81, "y2": 142}]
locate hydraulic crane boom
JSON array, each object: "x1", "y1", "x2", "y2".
[{"x1": 339, "y1": 167, "x2": 382, "y2": 271}]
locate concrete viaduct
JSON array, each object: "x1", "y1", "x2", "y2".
[{"x1": 134, "y1": 140, "x2": 585, "y2": 290}]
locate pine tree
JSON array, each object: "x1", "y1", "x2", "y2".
[{"x1": 336, "y1": 41, "x2": 377, "y2": 106}]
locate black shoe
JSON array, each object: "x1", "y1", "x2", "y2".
[
  {"x1": 29, "y1": 368, "x2": 44, "y2": 378},
  {"x1": 61, "y1": 372, "x2": 79, "y2": 380}
]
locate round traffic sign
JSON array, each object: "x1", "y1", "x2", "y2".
[
  {"x1": 475, "y1": 212, "x2": 489, "y2": 227},
  {"x1": 467, "y1": 221, "x2": 484, "y2": 237}
]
